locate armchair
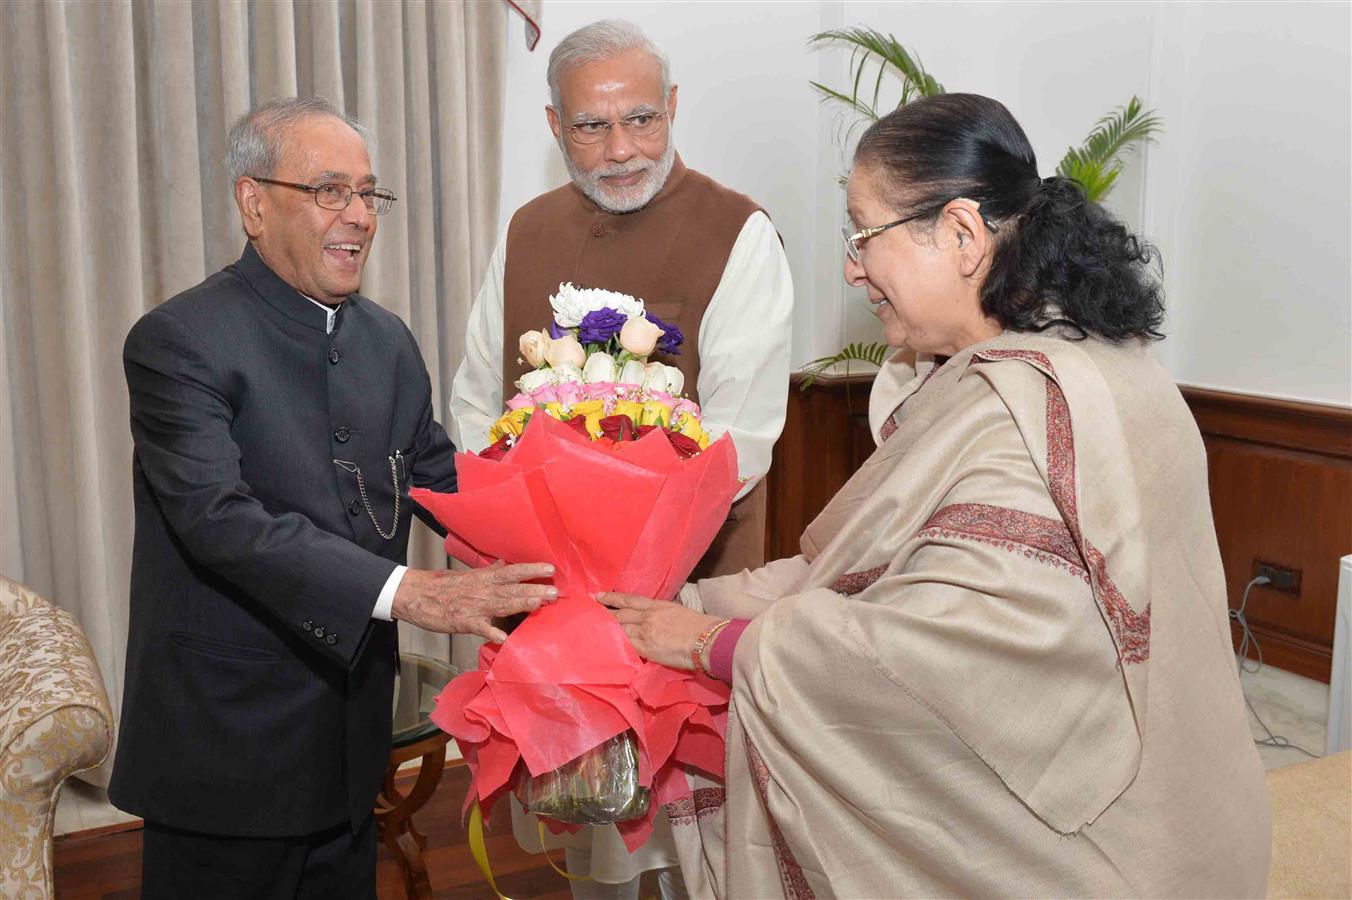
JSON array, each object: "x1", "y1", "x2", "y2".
[{"x1": 0, "y1": 575, "x2": 113, "y2": 899}]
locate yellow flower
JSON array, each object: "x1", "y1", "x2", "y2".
[
  {"x1": 673, "y1": 412, "x2": 709, "y2": 448},
  {"x1": 542, "y1": 402, "x2": 567, "y2": 420},
  {"x1": 549, "y1": 399, "x2": 605, "y2": 438},
  {"x1": 613, "y1": 399, "x2": 644, "y2": 426},
  {"x1": 568, "y1": 400, "x2": 605, "y2": 419},
  {"x1": 488, "y1": 407, "x2": 531, "y2": 443},
  {"x1": 638, "y1": 400, "x2": 672, "y2": 428}
]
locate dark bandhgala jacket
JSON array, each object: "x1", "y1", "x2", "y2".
[
  {"x1": 110, "y1": 242, "x2": 457, "y2": 837},
  {"x1": 500, "y1": 156, "x2": 768, "y2": 578}
]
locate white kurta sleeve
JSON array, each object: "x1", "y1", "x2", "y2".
[
  {"x1": 695, "y1": 211, "x2": 793, "y2": 497},
  {"x1": 448, "y1": 232, "x2": 508, "y2": 454}
]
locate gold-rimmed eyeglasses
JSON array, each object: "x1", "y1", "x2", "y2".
[
  {"x1": 841, "y1": 199, "x2": 998, "y2": 264},
  {"x1": 565, "y1": 111, "x2": 668, "y2": 145},
  {"x1": 251, "y1": 177, "x2": 397, "y2": 216},
  {"x1": 841, "y1": 204, "x2": 946, "y2": 264}
]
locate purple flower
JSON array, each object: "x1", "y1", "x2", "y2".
[
  {"x1": 576, "y1": 307, "x2": 628, "y2": 345},
  {"x1": 645, "y1": 312, "x2": 683, "y2": 356},
  {"x1": 549, "y1": 319, "x2": 568, "y2": 339}
]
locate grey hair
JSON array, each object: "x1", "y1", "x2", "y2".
[
  {"x1": 547, "y1": 19, "x2": 671, "y2": 110},
  {"x1": 225, "y1": 97, "x2": 375, "y2": 182}
]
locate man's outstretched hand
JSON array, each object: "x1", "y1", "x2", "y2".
[{"x1": 392, "y1": 562, "x2": 557, "y2": 642}]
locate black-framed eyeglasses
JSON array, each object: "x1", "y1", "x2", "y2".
[
  {"x1": 251, "y1": 177, "x2": 397, "y2": 216},
  {"x1": 565, "y1": 111, "x2": 668, "y2": 145},
  {"x1": 841, "y1": 199, "x2": 997, "y2": 264}
]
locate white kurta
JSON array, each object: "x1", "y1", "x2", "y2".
[{"x1": 448, "y1": 211, "x2": 794, "y2": 499}]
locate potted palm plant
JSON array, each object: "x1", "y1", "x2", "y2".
[{"x1": 800, "y1": 27, "x2": 1162, "y2": 387}]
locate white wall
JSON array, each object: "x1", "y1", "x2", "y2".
[
  {"x1": 499, "y1": 1, "x2": 1351, "y2": 406},
  {"x1": 1144, "y1": 1, "x2": 1351, "y2": 405}
]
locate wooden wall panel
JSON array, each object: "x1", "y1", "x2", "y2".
[
  {"x1": 1182, "y1": 387, "x2": 1352, "y2": 683},
  {"x1": 763, "y1": 377, "x2": 1352, "y2": 683},
  {"x1": 764, "y1": 373, "x2": 874, "y2": 561}
]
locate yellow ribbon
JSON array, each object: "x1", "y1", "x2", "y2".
[
  {"x1": 466, "y1": 799, "x2": 592, "y2": 899},
  {"x1": 539, "y1": 821, "x2": 592, "y2": 882},
  {"x1": 468, "y1": 800, "x2": 516, "y2": 900}
]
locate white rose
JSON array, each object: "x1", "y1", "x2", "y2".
[
  {"x1": 582, "y1": 352, "x2": 619, "y2": 383},
  {"x1": 545, "y1": 334, "x2": 586, "y2": 369},
  {"x1": 552, "y1": 362, "x2": 585, "y2": 384},
  {"x1": 515, "y1": 368, "x2": 556, "y2": 393},
  {"x1": 642, "y1": 361, "x2": 670, "y2": 393},
  {"x1": 617, "y1": 359, "x2": 646, "y2": 385},
  {"x1": 618, "y1": 316, "x2": 663, "y2": 357},
  {"x1": 519, "y1": 330, "x2": 549, "y2": 368},
  {"x1": 664, "y1": 365, "x2": 685, "y2": 396}
]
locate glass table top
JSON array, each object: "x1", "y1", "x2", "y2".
[{"x1": 391, "y1": 652, "x2": 461, "y2": 748}]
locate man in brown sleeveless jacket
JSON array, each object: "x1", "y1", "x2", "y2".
[{"x1": 448, "y1": 18, "x2": 793, "y2": 899}]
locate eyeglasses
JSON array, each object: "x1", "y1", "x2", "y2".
[
  {"x1": 251, "y1": 177, "x2": 397, "y2": 216},
  {"x1": 841, "y1": 199, "x2": 997, "y2": 264},
  {"x1": 841, "y1": 204, "x2": 944, "y2": 264},
  {"x1": 565, "y1": 111, "x2": 668, "y2": 145}
]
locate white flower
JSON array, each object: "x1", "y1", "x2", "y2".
[
  {"x1": 664, "y1": 365, "x2": 684, "y2": 396},
  {"x1": 617, "y1": 359, "x2": 646, "y2": 385},
  {"x1": 552, "y1": 362, "x2": 585, "y2": 384},
  {"x1": 519, "y1": 330, "x2": 549, "y2": 368},
  {"x1": 642, "y1": 361, "x2": 670, "y2": 393},
  {"x1": 545, "y1": 334, "x2": 586, "y2": 369},
  {"x1": 515, "y1": 368, "x2": 556, "y2": 393},
  {"x1": 582, "y1": 352, "x2": 619, "y2": 383},
  {"x1": 618, "y1": 315, "x2": 663, "y2": 357},
  {"x1": 549, "y1": 282, "x2": 646, "y2": 328}
]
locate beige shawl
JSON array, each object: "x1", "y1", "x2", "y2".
[{"x1": 670, "y1": 333, "x2": 1270, "y2": 898}]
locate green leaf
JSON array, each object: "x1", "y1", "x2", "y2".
[
  {"x1": 798, "y1": 341, "x2": 891, "y2": 390},
  {"x1": 1055, "y1": 96, "x2": 1162, "y2": 201},
  {"x1": 808, "y1": 27, "x2": 945, "y2": 121}
]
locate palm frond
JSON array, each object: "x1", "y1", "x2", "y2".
[
  {"x1": 1056, "y1": 96, "x2": 1162, "y2": 202},
  {"x1": 798, "y1": 341, "x2": 891, "y2": 390},
  {"x1": 808, "y1": 27, "x2": 944, "y2": 120},
  {"x1": 808, "y1": 80, "x2": 878, "y2": 122}
]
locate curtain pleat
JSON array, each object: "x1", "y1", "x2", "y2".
[{"x1": 0, "y1": 0, "x2": 518, "y2": 780}]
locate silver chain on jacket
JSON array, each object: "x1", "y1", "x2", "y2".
[{"x1": 332, "y1": 451, "x2": 402, "y2": 541}]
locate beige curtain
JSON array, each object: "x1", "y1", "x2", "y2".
[{"x1": 0, "y1": 0, "x2": 537, "y2": 783}]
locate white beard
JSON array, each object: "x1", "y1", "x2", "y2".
[{"x1": 561, "y1": 137, "x2": 677, "y2": 214}]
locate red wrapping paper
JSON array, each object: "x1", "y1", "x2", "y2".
[{"x1": 410, "y1": 413, "x2": 740, "y2": 849}]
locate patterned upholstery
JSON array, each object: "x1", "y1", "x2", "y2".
[{"x1": 0, "y1": 576, "x2": 113, "y2": 899}]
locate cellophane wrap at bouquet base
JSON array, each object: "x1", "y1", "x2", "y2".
[{"x1": 410, "y1": 413, "x2": 739, "y2": 849}]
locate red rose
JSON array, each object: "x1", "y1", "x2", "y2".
[
  {"x1": 664, "y1": 431, "x2": 702, "y2": 459},
  {"x1": 599, "y1": 414, "x2": 639, "y2": 442},
  {"x1": 479, "y1": 437, "x2": 513, "y2": 460}
]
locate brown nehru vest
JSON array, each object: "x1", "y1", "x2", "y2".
[{"x1": 501, "y1": 156, "x2": 768, "y2": 581}]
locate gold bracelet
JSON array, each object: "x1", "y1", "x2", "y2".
[{"x1": 691, "y1": 619, "x2": 732, "y2": 676}]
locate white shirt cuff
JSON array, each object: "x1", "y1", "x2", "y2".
[{"x1": 373, "y1": 565, "x2": 406, "y2": 621}]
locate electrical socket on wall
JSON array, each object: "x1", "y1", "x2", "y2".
[{"x1": 1253, "y1": 560, "x2": 1302, "y2": 596}]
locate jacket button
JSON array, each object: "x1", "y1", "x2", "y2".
[
  {"x1": 334, "y1": 426, "x2": 350, "y2": 442},
  {"x1": 301, "y1": 619, "x2": 313, "y2": 631},
  {"x1": 328, "y1": 347, "x2": 340, "y2": 365},
  {"x1": 326, "y1": 634, "x2": 337, "y2": 645},
  {"x1": 313, "y1": 626, "x2": 325, "y2": 639},
  {"x1": 348, "y1": 499, "x2": 361, "y2": 516},
  {"x1": 591, "y1": 223, "x2": 606, "y2": 237}
]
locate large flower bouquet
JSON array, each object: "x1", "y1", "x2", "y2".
[{"x1": 411, "y1": 284, "x2": 739, "y2": 850}]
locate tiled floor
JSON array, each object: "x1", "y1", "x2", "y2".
[{"x1": 54, "y1": 662, "x2": 1334, "y2": 838}]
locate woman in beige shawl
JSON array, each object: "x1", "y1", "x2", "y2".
[{"x1": 602, "y1": 94, "x2": 1270, "y2": 898}]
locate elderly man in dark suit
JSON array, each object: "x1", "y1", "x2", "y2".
[{"x1": 109, "y1": 97, "x2": 554, "y2": 899}]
